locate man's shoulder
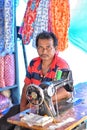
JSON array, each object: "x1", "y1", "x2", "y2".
[
  {"x1": 55, "y1": 54, "x2": 69, "y2": 69},
  {"x1": 56, "y1": 55, "x2": 68, "y2": 63},
  {"x1": 30, "y1": 57, "x2": 41, "y2": 66}
]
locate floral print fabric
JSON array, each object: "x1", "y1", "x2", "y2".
[
  {"x1": 32, "y1": 0, "x2": 50, "y2": 47},
  {"x1": 0, "y1": 0, "x2": 15, "y2": 54},
  {"x1": 19, "y1": 0, "x2": 40, "y2": 44},
  {"x1": 51, "y1": 0, "x2": 70, "y2": 51},
  {"x1": 20, "y1": 0, "x2": 70, "y2": 51}
]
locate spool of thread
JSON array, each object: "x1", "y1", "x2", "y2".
[{"x1": 56, "y1": 70, "x2": 62, "y2": 80}]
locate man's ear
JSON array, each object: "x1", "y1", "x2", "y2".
[
  {"x1": 55, "y1": 46, "x2": 58, "y2": 51},
  {"x1": 55, "y1": 46, "x2": 59, "y2": 54}
]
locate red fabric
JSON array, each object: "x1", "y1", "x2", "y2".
[
  {"x1": 4, "y1": 54, "x2": 15, "y2": 86},
  {"x1": 0, "y1": 56, "x2": 5, "y2": 88},
  {"x1": 19, "y1": 0, "x2": 40, "y2": 44}
]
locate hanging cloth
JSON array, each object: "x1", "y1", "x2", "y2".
[
  {"x1": 32, "y1": 0, "x2": 50, "y2": 47},
  {"x1": 19, "y1": 0, "x2": 40, "y2": 45},
  {"x1": 48, "y1": 0, "x2": 52, "y2": 32},
  {"x1": 50, "y1": 0, "x2": 70, "y2": 51},
  {"x1": 4, "y1": 0, "x2": 15, "y2": 54},
  {"x1": 0, "y1": 0, "x2": 4, "y2": 53}
]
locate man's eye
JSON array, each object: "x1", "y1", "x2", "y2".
[
  {"x1": 38, "y1": 47, "x2": 43, "y2": 49},
  {"x1": 47, "y1": 46, "x2": 50, "y2": 49}
]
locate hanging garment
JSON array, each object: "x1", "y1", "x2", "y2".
[
  {"x1": 19, "y1": 0, "x2": 40, "y2": 44},
  {"x1": 0, "y1": 0, "x2": 4, "y2": 53},
  {"x1": 48, "y1": 0, "x2": 52, "y2": 32},
  {"x1": 32, "y1": 0, "x2": 50, "y2": 47},
  {"x1": 51, "y1": 0, "x2": 70, "y2": 51},
  {"x1": 4, "y1": 0, "x2": 15, "y2": 54}
]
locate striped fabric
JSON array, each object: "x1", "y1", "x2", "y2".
[{"x1": 24, "y1": 54, "x2": 69, "y2": 86}]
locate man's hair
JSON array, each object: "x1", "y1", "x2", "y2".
[{"x1": 36, "y1": 31, "x2": 58, "y2": 47}]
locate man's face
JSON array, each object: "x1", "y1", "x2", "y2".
[{"x1": 37, "y1": 38, "x2": 56, "y2": 61}]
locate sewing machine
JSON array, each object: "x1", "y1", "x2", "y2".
[
  {"x1": 26, "y1": 69, "x2": 73, "y2": 117},
  {"x1": 7, "y1": 75, "x2": 87, "y2": 129}
]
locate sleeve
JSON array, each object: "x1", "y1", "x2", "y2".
[
  {"x1": 24, "y1": 60, "x2": 33, "y2": 86},
  {"x1": 57, "y1": 56, "x2": 69, "y2": 69},
  {"x1": 57, "y1": 56, "x2": 73, "y2": 92}
]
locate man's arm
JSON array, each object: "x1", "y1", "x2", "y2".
[
  {"x1": 52, "y1": 87, "x2": 72, "y2": 103},
  {"x1": 20, "y1": 84, "x2": 30, "y2": 112}
]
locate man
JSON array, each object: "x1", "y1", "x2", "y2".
[
  {"x1": 0, "y1": 31, "x2": 72, "y2": 130},
  {"x1": 20, "y1": 31, "x2": 72, "y2": 112}
]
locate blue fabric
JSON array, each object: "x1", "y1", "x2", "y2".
[{"x1": 69, "y1": 0, "x2": 87, "y2": 52}]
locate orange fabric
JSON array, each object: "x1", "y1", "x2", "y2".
[
  {"x1": 19, "y1": 0, "x2": 70, "y2": 50},
  {"x1": 50, "y1": 0, "x2": 70, "y2": 51}
]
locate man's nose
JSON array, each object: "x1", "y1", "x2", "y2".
[{"x1": 42, "y1": 48, "x2": 48, "y2": 53}]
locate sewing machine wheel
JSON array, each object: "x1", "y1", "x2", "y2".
[{"x1": 26, "y1": 84, "x2": 44, "y2": 106}]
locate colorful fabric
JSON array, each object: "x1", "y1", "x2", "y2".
[
  {"x1": 0, "y1": 0, "x2": 4, "y2": 53},
  {"x1": 19, "y1": 0, "x2": 40, "y2": 44},
  {"x1": 48, "y1": 0, "x2": 52, "y2": 32},
  {"x1": 0, "y1": 56, "x2": 5, "y2": 87},
  {"x1": 0, "y1": 93, "x2": 12, "y2": 113},
  {"x1": 4, "y1": 0, "x2": 15, "y2": 53},
  {"x1": 32, "y1": 0, "x2": 50, "y2": 47},
  {"x1": 19, "y1": 0, "x2": 70, "y2": 51},
  {"x1": 4, "y1": 54, "x2": 15, "y2": 86},
  {"x1": 0, "y1": 54, "x2": 15, "y2": 87},
  {"x1": 24, "y1": 54, "x2": 69, "y2": 86},
  {"x1": 50, "y1": 0, "x2": 70, "y2": 51}
]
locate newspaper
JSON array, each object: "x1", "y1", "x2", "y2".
[{"x1": 21, "y1": 113, "x2": 53, "y2": 127}]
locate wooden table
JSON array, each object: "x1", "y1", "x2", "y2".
[{"x1": 7, "y1": 83, "x2": 87, "y2": 130}]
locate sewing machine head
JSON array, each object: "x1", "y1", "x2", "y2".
[{"x1": 26, "y1": 69, "x2": 73, "y2": 116}]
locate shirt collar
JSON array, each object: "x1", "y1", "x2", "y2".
[{"x1": 37, "y1": 54, "x2": 58, "y2": 71}]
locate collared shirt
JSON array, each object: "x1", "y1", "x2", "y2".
[{"x1": 24, "y1": 54, "x2": 69, "y2": 86}]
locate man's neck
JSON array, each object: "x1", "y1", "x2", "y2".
[{"x1": 41, "y1": 58, "x2": 53, "y2": 76}]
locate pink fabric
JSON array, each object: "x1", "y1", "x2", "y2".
[
  {"x1": 0, "y1": 93, "x2": 11, "y2": 113},
  {"x1": 0, "y1": 56, "x2": 5, "y2": 88},
  {"x1": 4, "y1": 54, "x2": 15, "y2": 86}
]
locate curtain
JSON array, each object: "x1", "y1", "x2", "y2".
[{"x1": 69, "y1": 0, "x2": 87, "y2": 53}]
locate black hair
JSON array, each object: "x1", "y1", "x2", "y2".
[{"x1": 36, "y1": 31, "x2": 58, "y2": 47}]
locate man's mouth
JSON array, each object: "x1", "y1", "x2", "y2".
[{"x1": 41, "y1": 54, "x2": 48, "y2": 58}]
